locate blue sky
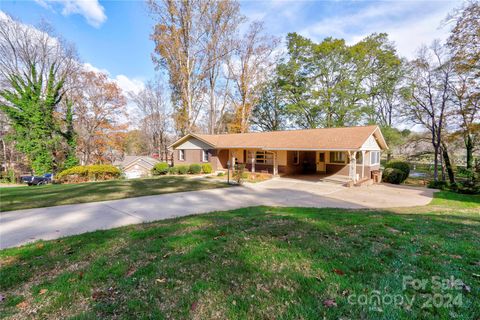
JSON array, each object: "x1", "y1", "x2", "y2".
[{"x1": 1, "y1": 0, "x2": 460, "y2": 93}]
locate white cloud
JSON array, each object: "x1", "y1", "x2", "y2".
[
  {"x1": 83, "y1": 62, "x2": 145, "y2": 95},
  {"x1": 299, "y1": 1, "x2": 458, "y2": 58},
  {"x1": 34, "y1": 0, "x2": 107, "y2": 27}
]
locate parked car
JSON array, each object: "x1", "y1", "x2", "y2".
[{"x1": 21, "y1": 173, "x2": 53, "y2": 186}]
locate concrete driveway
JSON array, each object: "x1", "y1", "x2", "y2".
[{"x1": 0, "y1": 178, "x2": 435, "y2": 249}]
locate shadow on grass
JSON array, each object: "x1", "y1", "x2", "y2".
[
  {"x1": 1, "y1": 204, "x2": 479, "y2": 319},
  {"x1": 0, "y1": 176, "x2": 227, "y2": 212}
]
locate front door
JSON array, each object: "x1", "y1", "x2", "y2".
[{"x1": 316, "y1": 152, "x2": 326, "y2": 172}]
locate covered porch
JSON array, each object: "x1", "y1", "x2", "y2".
[{"x1": 216, "y1": 148, "x2": 372, "y2": 183}]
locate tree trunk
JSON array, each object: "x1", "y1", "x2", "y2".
[
  {"x1": 433, "y1": 145, "x2": 439, "y2": 181},
  {"x1": 440, "y1": 151, "x2": 446, "y2": 182},
  {"x1": 441, "y1": 143, "x2": 455, "y2": 184},
  {"x1": 386, "y1": 151, "x2": 392, "y2": 162},
  {"x1": 465, "y1": 134, "x2": 473, "y2": 170}
]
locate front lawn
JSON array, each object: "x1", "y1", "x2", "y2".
[
  {"x1": 0, "y1": 176, "x2": 227, "y2": 212},
  {"x1": 0, "y1": 192, "x2": 478, "y2": 319}
]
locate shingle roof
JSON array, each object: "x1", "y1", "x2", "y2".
[
  {"x1": 115, "y1": 156, "x2": 160, "y2": 169},
  {"x1": 171, "y1": 125, "x2": 387, "y2": 150}
]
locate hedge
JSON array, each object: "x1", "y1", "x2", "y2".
[
  {"x1": 382, "y1": 168, "x2": 405, "y2": 184},
  {"x1": 202, "y1": 163, "x2": 213, "y2": 174},
  {"x1": 188, "y1": 163, "x2": 202, "y2": 174},
  {"x1": 176, "y1": 165, "x2": 189, "y2": 175},
  {"x1": 385, "y1": 160, "x2": 410, "y2": 182},
  {"x1": 168, "y1": 166, "x2": 179, "y2": 175},
  {"x1": 57, "y1": 165, "x2": 121, "y2": 183},
  {"x1": 152, "y1": 162, "x2": 169, "y2": 175}
]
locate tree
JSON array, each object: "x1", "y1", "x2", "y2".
[
  {"x1": 129, "y1": 80, "x2": 170, "y2": 157},
  {"x1": 149, "y1": 0, "x2": 209, "y2": 135},
  {"x1": 0, "y1": 14, "x2": 79, "y2": 174},
  {"x1": 227, "y1": 21, "x2": 279, "y2": 133},
  {"x1": 1, "y1": 65, "x2": 59, "y2": 173},
  {"x1": 447, "y1": 1, "x2": 480, "y2": 170},
  {"x1": 447, "y1": 1, "x2": 480, "y2": 76},
  {"x1": 277, "y1": 33, "x2": 320, "y2": 128},
  {"x1": 449, "y1": 73, "x2": 480, "y2": 169},
  {"x1": 73, "y1": 70, "x2": 127, "y2": 165},
  {"x1": 278, "y1": 33, "x2": 403, "y2": 130},
  {"x1": 402, "y1": 42, "x2": 455, "y2": 182},
  {"x1": 124, "y1": 130, "x2": 149, "y2": 156},
  {"x1": 201, "y1": 0, "x2": 244, "y2": 134},
  {"x1": 354, "y1": 34, "x2": 404, "y2": 128},
  {"x1": 250, "y1": 79, "x2": 287, "y2": 131}
]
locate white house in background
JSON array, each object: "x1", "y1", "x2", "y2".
[{"x1": 114, "y1": 156, "x2": 160, "y2": 179}]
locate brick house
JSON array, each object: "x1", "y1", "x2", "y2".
[{"x1": 169, "y1": 125, "x2": 388, "y2": 182}]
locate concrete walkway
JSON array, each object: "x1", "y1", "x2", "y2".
[{"x1": 0, "y1": 178, "x2": 435, "y2": 249}]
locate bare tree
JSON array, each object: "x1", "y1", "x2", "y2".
[
  {"x1": 447, "y1": 1, "x2": 480, "y2": 170},
  {"x1": 149, "y1": 0, "x2": 209, "y2": 135},
  {"x1": 0, "y1": 13, "x2": 78, "y2": 89},
  {"x1": 449, "y1": 72, "x2": 480, "y2": 169},
  {"x1": 227, "y1": 21, "x2": 279, "y2": 133},
  {"x1": 402, "y1": 42, "x2": 455, "y2": 181},
  {"x1": 201, "y1": 0, "x2": 244, "y2": 134},
  {"x1": 129, "y1": 80, "x2": 171, "y2": 157}
]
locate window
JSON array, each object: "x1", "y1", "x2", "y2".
[
  {"x1": 249, "y1": 150, "x2": 273, "y2": 165},
  {"x1": 370, "y1": 151, "x2": 380, "y2": 165},
  {"x1": 179, "y1": 149, "x2": 185, "y2": 161},
  {"x1": 356, "y1": 152, "x2": 363, "y2": 164},
  {"x1": 202, "y1": 150, "x2": 208, "y2": 162},
  {"x1": 330, "y1": 151, "x2": 346, "y2": 164},
  {"x1": 293, "y1": 151, "x2": 299, "y2": 165},
  {"x1": 319, "y1": 152, "x2": 325, "y2": 162}
]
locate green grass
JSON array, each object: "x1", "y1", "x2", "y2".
[
  {"x1": 0, "y1": 192, "x2": 479, "y2": 319},
  {"x1": 0, "y1": 176, "x2": 228, "y2": 212}
]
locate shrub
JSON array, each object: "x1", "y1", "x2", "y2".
[
  {"x1": 385, "y1": 160, "x2": 410, "y2": 182},
  {"x1": 233, "y1": 163, "x2": 246, "y2": 185},
  {"x1": 176, "y1": 165, "x2": 189, "y2": 175},
  {"x1": 202, "y1": 163, "x2": 213, "y2": 174},
  {"x1": 57, "y1": 165, "x2": 121, "y2": 183},
  {"x1": 217, "y1": 172, "x2": 225, "y2": 177},
  {"x1": 382, "y1": 168, "x2": 405, "y2": 184},
  {"x1": 427, "y1": 180, "x2": 449, "y2": 190},
  {"x1": 168, "y1": 166, "x2": 179, "y2": 175},
  {"x1": 457, "y1": 180, "x2": 480, "y2": 194},
  {"x1": 189, "y1": 163, "x2": 202, "y2": 174},
  {"x1": 152, "y1": 162, "x2": 169, "y2": 175}
]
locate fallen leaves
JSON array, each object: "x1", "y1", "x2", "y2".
[
  {"x1": 213, "y1": 231, "x2": 226, "y2": 240},
  {"x1": 323, "y1": 299, "x2": 337, "y2": 308},
  {"x1": 155, "y1": 278, "x2": 167, "y2": 284},
  {"x1": 16, "y1": 301, "x2": 29, "y2": 309},
  {"x1": 190, "y1": 301, "x2": 198, "y2": 311},
  {"x1": 39, "y1": 289, "x2": 48, "y2": 295},
  {"x1": 333, "y1": 269, "x2": 345, "y2": 276},
  {"x1": 126, "y1": 267, "x2": 136, "y2": 277}
]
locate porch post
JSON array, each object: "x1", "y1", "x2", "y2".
[
  {"x1": 231, "y1": 150, "x2": 236, "y2": 174},
  {"x1": 349, "y1": 151, "x2": 357, "y2": 182},
  {"x1": 362, "y1": 150, "x2": 366, "y2": 179},
  {"x1": 251, "y1": 150, "x2": 255, "y2": 173},
  {"x1": 273, "y1": 151, "x2": 278, "y2": 176}
]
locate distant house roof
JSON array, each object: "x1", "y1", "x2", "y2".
[
  {"x1": 115, "y1": 156, "x2": 160, "y2": 170},
  {"x1": 170, "y1": 125, "x2": 388, "y2": 151}
]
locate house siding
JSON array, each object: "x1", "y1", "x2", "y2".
[{"x1": 172, "y1": 135, "x2": 384, "y2": 178}]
